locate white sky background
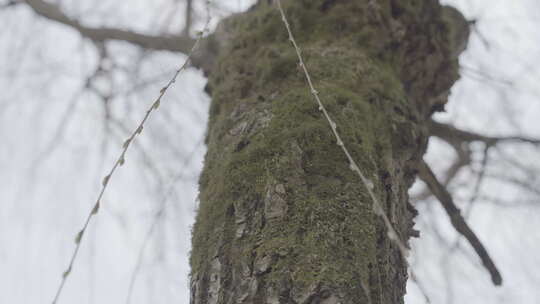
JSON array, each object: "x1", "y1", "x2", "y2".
[{"x1": 0, "y1": 0, "x2": 539, "y2": 303}]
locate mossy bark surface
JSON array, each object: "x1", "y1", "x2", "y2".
[{"x1": 190, "y1": 1, "x2": 459, "y2": 303}]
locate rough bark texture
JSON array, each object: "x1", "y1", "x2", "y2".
[{"x1": 191, "y1": 0, "x2": 461, "y2": 303}]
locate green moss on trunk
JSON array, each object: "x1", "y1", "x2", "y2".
[{"x1": 190, "y1": 1, "x2": 459, "y2": 303}]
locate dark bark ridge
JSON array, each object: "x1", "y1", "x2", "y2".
[{"x1": 191, "y1": 1, "x2": 459, "y2": 303}]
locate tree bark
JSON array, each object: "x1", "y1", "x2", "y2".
[{"x1": 190, "y1": 1, "x2": 461, "y2": 303}]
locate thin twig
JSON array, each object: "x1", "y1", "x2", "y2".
[
  {"x1": 430, "y1": 120, "x2": 540, "y2": 146},
  {"x1": 409, "y1": 270, "x2": 431, "y2": 304},
  {"x1": 51, "y1": 4, "x2": 212, "y2": 303},
  {"x1": 125, "y1": 138, "x2": 203, "y2": 304},
  {"x1": 183, "y1": 0, "x2": 194, "y2": 36},
  {"x1": 465, "y1": 145, "x2": 491, "y2": 216}
]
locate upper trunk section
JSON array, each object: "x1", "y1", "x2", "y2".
[{"x1": 191, "y1": 1, "x2": 461, "y2": 303}]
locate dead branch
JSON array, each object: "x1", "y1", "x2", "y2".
[{"x1": 417, "y1": 159, "x2": 503, "y2": 286}]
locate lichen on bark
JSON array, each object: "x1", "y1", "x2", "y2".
[{"x1": 190, "y1": 1, "x2": 461, "y2": 303}]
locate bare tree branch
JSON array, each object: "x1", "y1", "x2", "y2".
[
  {"x1": 22, "y1": 0, "x2": 225, "y2": 73},
  {"x1": 413, "y1": 138, "x2": 471, "y2": 202},
  {"x1": 430, "y1": 120, "x2": 540, "y2": 146},
  {"x1": 23, "y1": 0, "x2": 196, "y2": 53},
  {"x1": 466, "y1": 145, "x2": 491, "y2": 212},
  {"x1": 417, "y1": 159, "x2": 503, "y2": 286},
  {"x1": 415, "y1": 120, "x2": 539, "y2": 203}
]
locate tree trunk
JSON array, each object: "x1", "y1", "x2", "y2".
[{"x1": 190, "y1": 0, "x2": 460, "y2": 303}]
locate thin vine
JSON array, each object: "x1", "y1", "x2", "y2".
[
  {"x1": 51, "y1": 2, "x2": 212, "y2": 303},
  {"x1": 275, "y1": 1, "x2": 431, "y2": 302}
]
